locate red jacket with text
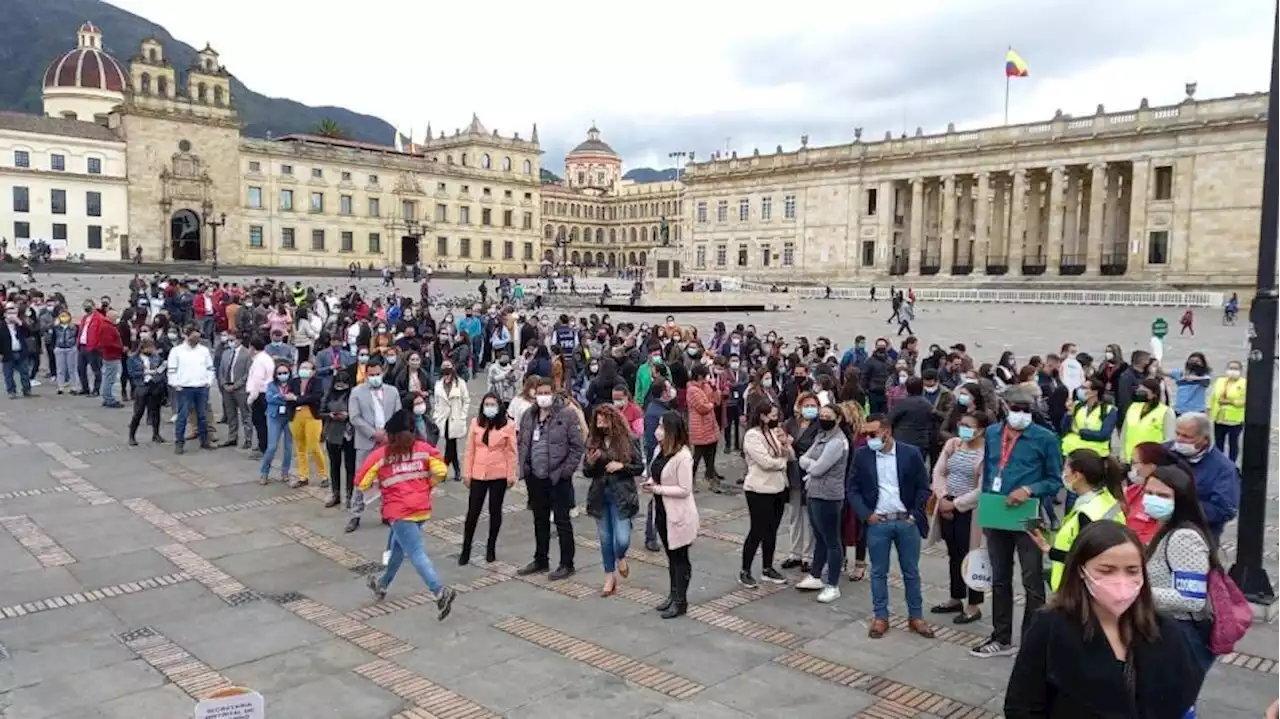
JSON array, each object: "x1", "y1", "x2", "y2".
[{"x1": 355, "y1": 440, "x2": 447, "y2": 522}]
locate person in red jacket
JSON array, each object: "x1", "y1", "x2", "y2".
[
  {"x1": 98, "y1": 308, "x2": 125, "y2": 408},
  {"x1": 358, "y1": 408, "x2": 457, "y2": 619},
  {"x1": 75, "y1": 300, "x2": 105, "y2": 396}
]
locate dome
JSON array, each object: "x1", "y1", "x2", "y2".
[
  {"x1": 43, "y1": 23, "x2": 127, "y2": 94},
  {"x1": 567, "y1": 125, "x2": 619, "y2": 158}
]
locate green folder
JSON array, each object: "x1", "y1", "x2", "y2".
[{"x1": 977, "y1": 492, "x2": 1042, "y2": 531}]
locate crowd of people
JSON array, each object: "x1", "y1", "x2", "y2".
[{"x1": 0, "y1": 270, "x2": 1264, "y2": 717}]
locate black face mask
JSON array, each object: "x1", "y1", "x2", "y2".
[
  {"x1": 818, "y1": 418, "x2": 837, "y2": 431},
  {"x1": 765, "y1": 419, "x2": 780, "y2": 429}
]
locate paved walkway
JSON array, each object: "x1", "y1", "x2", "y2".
[{"x1": 0, "y1": 374, "x2": 1274, "y2": 718}]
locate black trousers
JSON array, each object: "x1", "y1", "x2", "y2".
[
  {"x1": 442, "y1": 437, "x2": 462, "y2": 479},
  {"x1": 128, "y1": 386, "x2": 164, "y2": 438},
  {"x1": 251, "y1": 395, "x2": 268, "y2": 451},
  {"x1": 657, "y1": 500, "x2": 692, "y2": 602},
  {"x1": 463, "y1": 480, "x2": 509, "y2": 551},
  {"x1": 723, "y1": 405, "x2": 742, "y2": 451},
  {"x1": 939, "y1": 510, "x2": 984, "y2": 605},
  {"x1": 691, "y1": 442, "x2": 720, "y2": 479},
  {"x1": 742, "y1": 490, "x2": 787, "y2": 572},
  {"x1": 78, "y1": 348, "x2": 102, "y2": 394},
  {"x1": 985, "y1": 528, "x2": 1045, "y2": 645},
  {"x1": 326, "y1": 440, "x2": 356, "y2": 505},
  {"x1": 527, "y1": 475, "x2": 575, "y2": 568}
]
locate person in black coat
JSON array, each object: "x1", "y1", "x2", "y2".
[
  {"x1": 1, "y1": 307, "x2": 34, "y2": 398},
  {"x1": 583, "y1": 403, "x2": 645, "y2": 596},
  {"x1": 1004, "y1": 521, "x2": 1205, "y2": 718},
  {"x1": 861, "y1": 340, "x2": 894, "y2": 414},
  {"x1": 887, "y1": 377, "x2": 935, "y2": 463}
]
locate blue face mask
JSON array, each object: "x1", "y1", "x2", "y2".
[
  {"x1": 867, "y1": 437, "x2": 884, "y2": 452},
  {"x1": 957, "y1": 426, "x2": 976, "y2": 442},
  {"x1": 801, "y1": 406, "x2": 819, "y2": 420},
  {"x1": 1142, "y1": 494, "x2": 1175, "y2": 521},
  {"x1": 956, "y1": 394, "x2": 971, "y2": 407}
]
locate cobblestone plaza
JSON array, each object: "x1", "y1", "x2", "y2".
[{"x1": 0, "y1": 271, "x2": 1274, "y2": 718}]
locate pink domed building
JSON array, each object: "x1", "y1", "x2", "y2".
[{"x1": 42, "y1": 22, "x2": 129, "y2": 123}]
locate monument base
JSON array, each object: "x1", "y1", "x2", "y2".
[{"x1": 603, "y1": 290, "x2": 790, "y2": 313}]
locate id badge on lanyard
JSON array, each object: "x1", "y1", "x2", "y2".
[{"x1": 992, "y1": 428, "x2": 1018, "y2": 493}]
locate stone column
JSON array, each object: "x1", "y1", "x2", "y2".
[
  {"x1": 1086, "y1": 162, "x2": 1107, "y2": 273},
  {"x1": 877, "y1": 179, "x2": 894, "y2": 271},
  {"x1": 1025, "y1": 172, "x2": 1044, "y2": 265},
  {"x1": 957, "y1": 176, "x2": 974, "y2": 266},
  {"x1": 1007, "y1": 168, "x2": 1027, "y2": 273},
  {"x1": 974, "y1": 172, "x2": 990, "y2": 272},
  {"x1": 1104, "y1": 165, "x2": 1122, "y2": 263},
  {"x1": 1127, "y1": 159, "x2": 1151, "y2": 272},
  {"x1": 940, "y1": 175, "x2": 957, "y2": 272},
  {"x1": 908, "y1": 177, "x2": 924, "y2": 275},
  {"x1": 1046, "y1": 165, "x2": 1066, "y2": 273},
  {"x1": 1062, "y1": 168, "x2": 1081, "y2": 264}
]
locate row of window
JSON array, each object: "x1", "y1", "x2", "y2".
[
  {"x1": 12, "y1": 187, "x2": 102, "y2": 216},
  {"x1": 248, "y1": 188, "x2": 533, "y2": 229},
  {"x1": 248, "y1": 226, "x2": 535, "y2": 261},
  {"x1": 136, "y1": 73, "x2": 226, "y2": 106},
  {"x1": 432, "y1": 153, "x2": 532, "y2": 175},
  {"x1": 543, "y1": 199, "x2": 683, "y2": 220},
  {"x1": 542, "y1": 224, "x2": 681, "y2": 244},
  {"x1": 693, "y1": 242, "x2": 798, "y2": 269},
  {"x1": 11, "y1": 221, "x2": 104, "y2": 248},
  {"x1": 12, "y1": 151, "x2": 103, "y2": 174},
  {"x1": 697, "y1": 195, "x2": 797, "y2": 223},
  {"x1": 247, "y1": 156, "x2": 534, "y2": 181}
]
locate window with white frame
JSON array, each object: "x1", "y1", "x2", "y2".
[
  {"x1": 716, "y1": 200, "x2": 728, "y2": 222},
  {"x1": 739, "y1": 199, "x2": 749, "y2": 221},
  {"x1": 695, "y1": 245, "x2": 706, "y2": 268},
  {"x1": 761, "y1": 196, "x2": 772, "y2": 221},
  {"x1": 696, "y1": 201, "x2": 707, "y2": 223},
  {"x1": 782, "y1": 241, "x2": 795, "y2": 266},
  {"x1": 784, "y1": 194, "x2": 796, "y2": 219},
  {"x1": 715, "y1": 244, "x2": 727, "y2": 267}
]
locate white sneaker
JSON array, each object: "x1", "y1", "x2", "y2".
[
  {"x1": 795, "y1": 575, "x2": 824, "y2": 591},
  {"x1": 169, "y1": 414, "x2": 177, "y2": 423},
  {"x1": 816, "y1": 586, "x2": 841, "y2": 603},
  {"x1": 30, "y1": 379, "x2": 41, "y2": 387}
]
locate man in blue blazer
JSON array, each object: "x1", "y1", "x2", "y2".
[
  {"x1": 847, "y1": 414, "x2": 935, "y2": 641},
  {"x1": 314, "y1": 332, "x2": 354, "y2": 394}
]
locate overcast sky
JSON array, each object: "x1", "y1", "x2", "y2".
[{"x1": 106, "y1": 0, "x2": 1274, "y2": 171}]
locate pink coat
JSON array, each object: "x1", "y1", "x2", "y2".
[
  {"x1": 686, "y1": 381, "x2": 720, "y2": 447},
  {"x1": 652, "y1": 447, "x2": 699, "y2": 549}
]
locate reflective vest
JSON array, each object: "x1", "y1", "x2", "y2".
[
  {"x1": 1123, "y1": 403, "x2": 1168, "y2": 461},
  {"x1": 291, "y1": 285, "x2": 307, "y2": 306},
  {"x1": 1210, "y1": 377, "x2": 1246, "y2": 426},
  {"x1": 1049, "y1": 489, "x2": 1125, "y2": 591},
  {"x1": 1060, "y1": 403, "x2": 1112, "y2": 458}
]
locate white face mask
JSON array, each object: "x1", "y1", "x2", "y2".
[
  {"x1": 898, "y1": 373, "x2": 909, "y2": 383},
  {"x1": 1006, "y1": 411, "x2": 1032, "y2": 430},
  {"x1": 1226, "y1": 369, "x2": 1241, "y2": 378},
  {"x1": 535, "y1": 395, "x2": 553, "y2": 408},
  {"x1": 413, "y1": 404, "x2": 426, "y2": 416}
]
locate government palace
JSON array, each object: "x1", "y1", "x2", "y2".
[{"x1": 0, "y1": 23, "x2": 1267, "y2": 289}]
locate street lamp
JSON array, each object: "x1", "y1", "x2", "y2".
[
  {"x1": 203, "y1": 210, "x2": 226, "y2": 277},
  {"x1": 1229, "y1": 10, "x2": 1277, "y2": 606}
]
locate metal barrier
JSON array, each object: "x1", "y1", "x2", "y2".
[{"x1": 685, "y1": 276, "x2": 1224, "y2": 307}]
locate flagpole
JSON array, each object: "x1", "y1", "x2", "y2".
[{"x1": 1004, "y1": 74, "x2": 1010, "y2": 125}]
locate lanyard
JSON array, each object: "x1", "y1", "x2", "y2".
[{"x1": 998, "y1": 426, "x2": 1020, "y2": 472}]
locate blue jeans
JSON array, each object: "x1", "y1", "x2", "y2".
[
  {"x1": 100, "y1": 359, "x2": 121, "y2": 404},
  {"x1": 867, "y1": 518, "x2": 924, "y2": 619},
  {"x1": 379, "y1": 519, "x2": 443, "y2": 594},
  {"x1": 2, "y1": 355, "x2": 31, "y2": 396},
  {"x1": 595, "y1": 491, "x2": 632, "y2": 573},
  {"x1": 261, "y1": 416, "x2": 293, "y2": 477},
  {"x1": 175, "y1": 386, "x2": 209, "y2": 443},
  {"x1": 807, "y1": 498, "x2": 844, "y2": 586}
]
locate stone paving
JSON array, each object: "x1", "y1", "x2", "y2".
[{"x1": 0, "y1": 270, "x2": 1275, "y2": 718}]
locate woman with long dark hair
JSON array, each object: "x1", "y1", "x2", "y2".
[
  {"x1": 740, "y1": 399, "x2": 793, "y2": 588},
  {"x1": 1005, "y1": 522, "x2": 1204, "y2": 718},
  {"x1": 1125, "y1": 442, "x2": 1197, "y2": 544},
  {"x1": 1028, "y1": 448, "x2": 1127, "y2": 592},
  {"x1": 780, "y1": 392, "x2": 820, "y2": 573},
  {"x1": 459, "y1": 392, "x2": 516, "y2": 564},
  {"x1": 359, "y1": 409, "x2": 457, "y2": 619},
  {"x1": 644, "y1": 411, "x2": 699, "y2": 618},
  {"x1": 1142, "y1": 465, "x2": 1220, "y2": 676},
  {"x1": 584, "y1": 403, "x2": 644, "y2": 596},
  {"x1": 928, "y1": 410, "x2": 986, "y2": 623},
  {"x1": 320, "y1": 369, "x2": 356, "y2": 509}
]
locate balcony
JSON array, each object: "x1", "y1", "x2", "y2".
[
  {"x1": 984, "y1": 255, "x2": 1009, "y2": 275},
  {"x1": 888, "y1": 251, "x2": 909, "y2": 276},
  {"x1": 1100, "y1": 251, "x2": 1128, "y2": 276},
  {"x1": 1059, "y1": 253, "x2": 1087, "y2": 276},
  {"x1": 1021, "y1": 250, "x2": 1047, "y2": 276},
  {"x1": 949, "y1": 262, "x2": 973, "y2": 276},
  {"x1": 919, "y1": 251, "x2": 941, "y2": 276}
]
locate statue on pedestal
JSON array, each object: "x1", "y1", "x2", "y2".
[{"x1": 660, "y1": 216, "x2": 670, "y2": 246}]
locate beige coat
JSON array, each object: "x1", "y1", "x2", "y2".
[
  {"x1": 926, "y1": 436, "x2": 984, "y2": 551},
  {"x1": 742, "y1": 427, "x2": 790, "y2": 494}
]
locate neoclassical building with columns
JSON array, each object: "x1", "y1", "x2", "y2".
[
  {"x1": 539, "y1": 126, "x2": 684, "y2": 269},
  {"x1": 681, "y1": 90, "x2": 1267, "y2": 288}
]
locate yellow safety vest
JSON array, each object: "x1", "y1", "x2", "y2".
[
  {"x1": 1060, "y1": 404, "x2": 1111, "y2": 458},
  {"x1": 1049, "y1": 489, "x2": 1125, "y2": 591},
  {"x1": 1122, "y1": 402, "x2": 1168, "y2": 461},
  {"x1": 1209, "y1": 377, "x2": 1246, "y2": 426},
  {"x1": 292, "y1": 286, "x2": 307, "y2": 306}
]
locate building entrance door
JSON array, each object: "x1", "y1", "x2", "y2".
[
  {"x1": 171, "y1": 209, "x2": 202, "y2": 261},
  {"x1": 400, "y1": 235, "x2": 420, "y2": 266}
]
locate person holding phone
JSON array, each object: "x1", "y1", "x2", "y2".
[
  {"x1": 644, "y1": 411, "x2": 699, "y2": 619},
  {"x1": 1026, "y1": 449, "x2": 1127, "y2": 592}
]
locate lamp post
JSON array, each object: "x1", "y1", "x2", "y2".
[
  {"x1": 1228, "y1": 10, "x2": 1277, "y2": 606},
  {"x1": 203, "y1": 210, "x2": 226, "y2": 278}
]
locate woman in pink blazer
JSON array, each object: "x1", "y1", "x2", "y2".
[{"x1": 644, "y1": 410, "x2": 700, "y2": 619}]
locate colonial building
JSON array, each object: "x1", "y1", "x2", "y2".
[
  {"x1": 681, "y1": 90, "x2": 1267, "y2": 288},
  {"x1": 540, "y1": 126, "x2": 684, "y2": 269},
  {"x1": 1, "y1": 22, "x2": 545, "y2": 272}
]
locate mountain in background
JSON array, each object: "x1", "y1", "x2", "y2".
[
  {"x1": 623, "y1": 167, "x2": 678, "y2": 183},
  {"x1": 0, "y1": 0, "x2": 396, "y2": 144},
  {"x1": 540, "y1": 168, "x2": 562, "y2": 184}
]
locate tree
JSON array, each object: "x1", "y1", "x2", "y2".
[{"x1": 313, "y1": 118, "x2": 347, "y2": 139}]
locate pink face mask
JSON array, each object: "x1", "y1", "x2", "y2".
[{"x1": 1082, "y1": 569, "x2": 1143, "y2": 616}]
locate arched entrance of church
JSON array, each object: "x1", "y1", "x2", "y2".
[
  {"x1": 170, "y1": 209, "x2": 202, "y2": 261},
  {"x1": 401, "y1": 235, "x2": 420, "y2": 266}
]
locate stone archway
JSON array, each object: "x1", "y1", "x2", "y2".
[
  {"x1": 170, "y1": 209, "x2": 202, "y2": 261},
  {"x1": 607, "y1": 252, "x2": 617, "y2": 268},
  {"x1": 638, "y1": 251, "x2": 647, "y2": 266}
]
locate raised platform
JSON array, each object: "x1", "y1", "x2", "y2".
[{"x1": 602, "y1": 291, "x2": 792, "y2": 313}]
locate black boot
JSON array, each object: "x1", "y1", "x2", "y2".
[
  {"x1": 654, "y1": 594, "x2": 674, "y2": 612},
  {"x1": 458, "y1": 544, "x2": 471, "y2": 566}
]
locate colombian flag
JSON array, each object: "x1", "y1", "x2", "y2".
[{"x1": 1005, "y1": 48, "x2": 1029, "y2": 78}]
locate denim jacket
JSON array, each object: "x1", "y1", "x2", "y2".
[
  {"x1": 126, "y1": 353, "x2": 167, "y2": 386},
  {"x1": 52, "y1": 323, "x2": 78, "y2": 349}
]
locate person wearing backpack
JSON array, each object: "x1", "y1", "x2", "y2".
[{"x1": 1140, "y1": 464, "x2": 1224, "y2": 680}]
